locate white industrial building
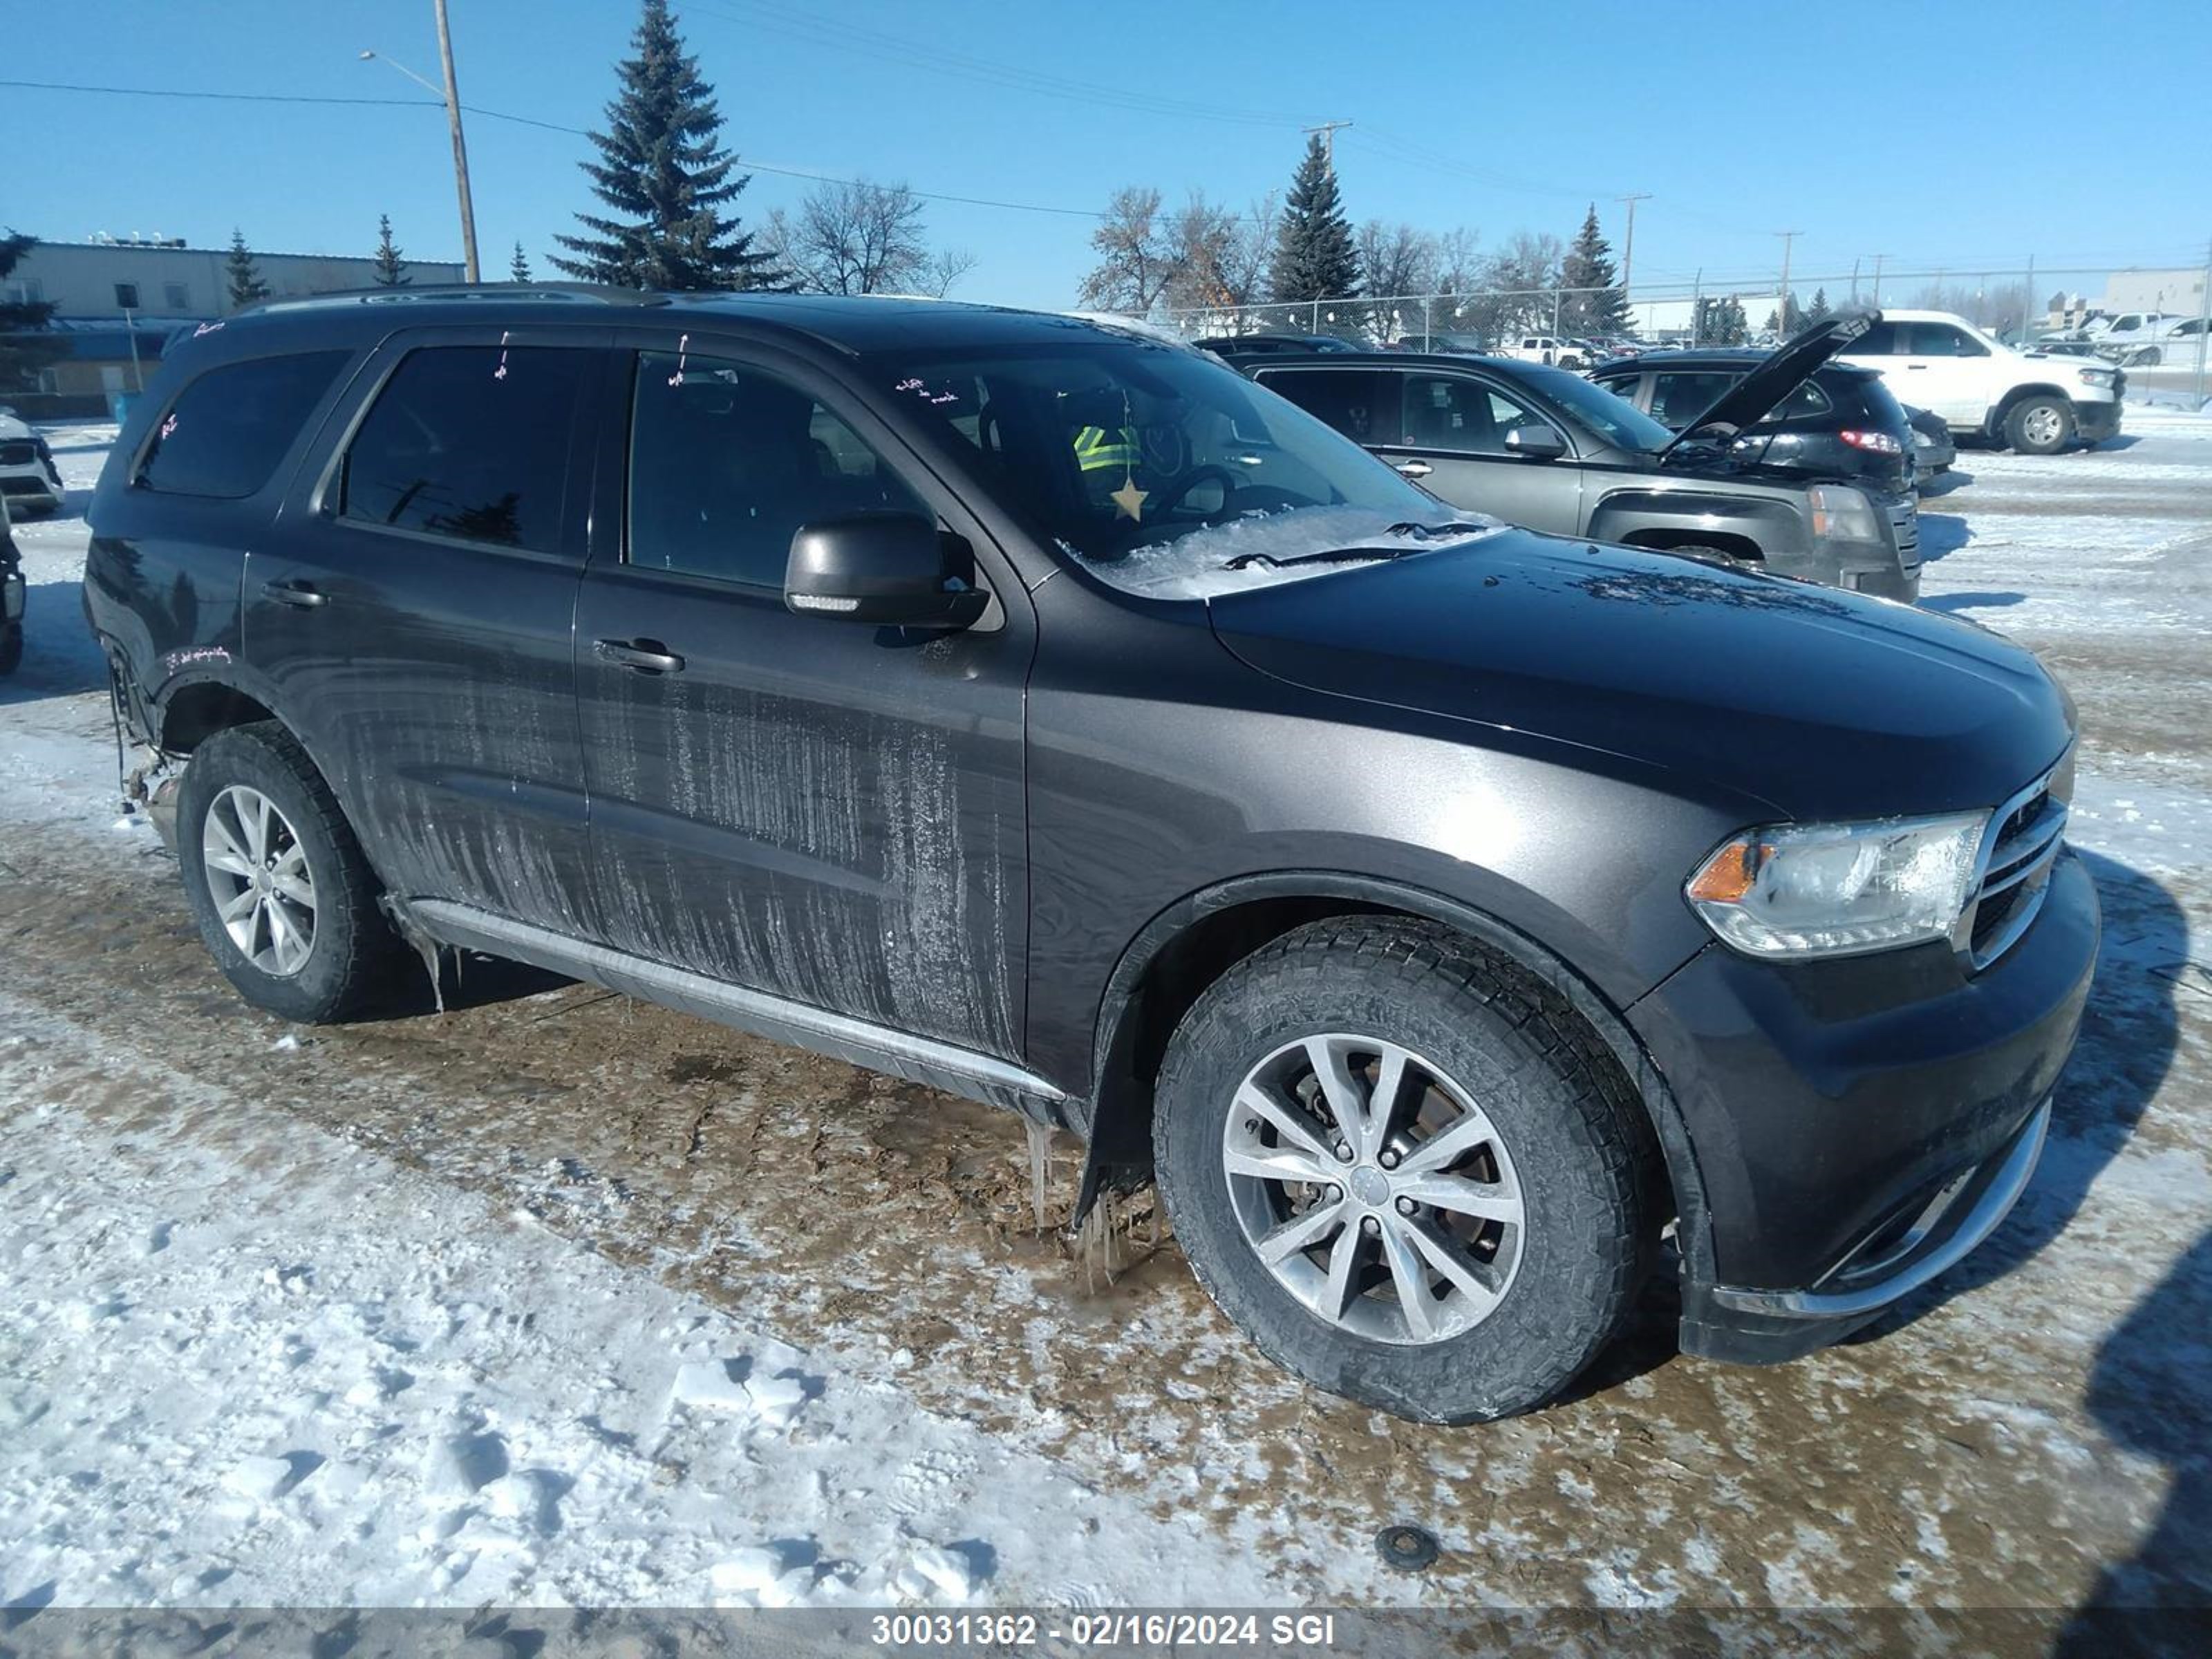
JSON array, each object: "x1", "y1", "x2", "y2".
[{"x1": 3, "y1": 235, "x2": 465, "y2": 322}]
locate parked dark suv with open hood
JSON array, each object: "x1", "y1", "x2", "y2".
[
  {"x1": 84, "y1": 290, "x2": 2094, "y2": 1424},
  {"x1": 1586, "y1": 346, "x2": 1918, "y2": 492},
  {"x1": 1244, "y1": 315, "x2": 1924, "y2": 599}
]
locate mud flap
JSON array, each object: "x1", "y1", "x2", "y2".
[{"x1": 379, "y1": 895, "x2": 449, "y2": 1014}]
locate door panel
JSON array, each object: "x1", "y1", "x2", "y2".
[
  {"x1": 1378, "y1": 370, "x2": 1585, "y2": 534},
  {"x1": 250, "y1": 328, "x2": 606, "y2": 932},
  {"x1": 572, "y1": 344, "x2": 1031, "y2": 1059}
]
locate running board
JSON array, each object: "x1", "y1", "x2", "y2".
[{"x1": 407, "y1": 901, "x2": 1070, "y2": 1123}]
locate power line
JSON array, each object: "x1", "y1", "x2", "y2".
[{"x1": 0, "y1": 76, "x2": 1112, "y2": 221}]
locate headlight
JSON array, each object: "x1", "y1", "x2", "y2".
[
  {"x1": 2078, "y1": 366, "x2": 2117, "y2": 388},
  {"x1": 1808, "y1": 483, "x2": 1880, "y2": 543},
  {"x1": 1685, "y1": 813, "x2": 1989, "y2": 959}
]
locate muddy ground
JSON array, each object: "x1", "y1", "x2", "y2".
[{"x1": 3, "y1": 424, "x2": 2209, "y2": 1618}]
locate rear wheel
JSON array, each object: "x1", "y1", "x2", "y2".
[
  {"x1": 2005, "y1": 395, "x2": 2075, "y2": 455},
  {"x1": 1152, "y1": 918, "x2": 1657, "y2": 1423},
  {"x1": 176, "y1": 722, "x2": 404, "y2": 1022}
]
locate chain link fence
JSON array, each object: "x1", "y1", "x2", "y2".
[{"x1": 1158, "y1": 266, "x2": 2212, "y2": 400}]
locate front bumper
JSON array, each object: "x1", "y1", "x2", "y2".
[
  {"x1": 2074, "y1": 397, "x2": 2122, "y2": 444},
  {"x1": 1631, "y1": 847, "x2": 2099, "y2": 1364}
]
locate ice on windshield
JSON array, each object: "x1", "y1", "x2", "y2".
[{"x1": 1074, "y1": 504, "x2": 1503, "y2": 601}]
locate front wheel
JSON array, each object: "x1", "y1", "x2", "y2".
[
  {"x1": 2005, "y1": 395, "x2": 2075, "y2": 455},
  {"x1": 1153, "y1": 918, "x2": 1658, "y2": 1423}
]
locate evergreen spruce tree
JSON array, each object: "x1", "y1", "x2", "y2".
[
  {"x1": 1806, "y1": 286, "x2": 1831, "y2": 324},
  {"x1": 224, "y1": 229, "x2": 270, "y2": 309},
  {"x1": 372, "y1": 215, "x2": 409, "y2": 287},
  {"x1": 550, "y1": 0, "x2": 780, "y2": 290},
  {"x1": 510, "y1": 241, "x2": 532, "y2": 283},
  {"x1": 1268, "y1": 134, "x2": 1359, "y2": 304},
  {"x1": 1559, "y1": 205, "x2": 1629, "y2": 335},
  {"x1": 0, "y1": 231, "x2": 63, "y2": 394}
]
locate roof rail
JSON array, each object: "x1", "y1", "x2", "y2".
[{"x1": 232, "y1": 282, "x2": 671, "y2": 319}]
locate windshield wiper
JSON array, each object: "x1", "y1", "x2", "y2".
[{"x1": 1221, "y1": 520, "x2": 1491, "y2": 572}]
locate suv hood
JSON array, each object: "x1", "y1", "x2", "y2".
[
  {"x1": 1208, "y1": 529, "x2": 2072, "y2": 823},
  {"x1": 1659, "y1": 312, "x2": 1877, "y2": 462}
]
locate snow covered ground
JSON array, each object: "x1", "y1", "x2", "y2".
[{"x1": 3, "y1": 417, "x2": 2210, "y2": 1632}]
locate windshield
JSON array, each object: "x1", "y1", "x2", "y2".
[
  {"x1": 864, "y1": 336, "x2": 1445, "y2": 592},
  {"x1": 1510, "y1": 362, "x2": 1676, "y2": 453}
]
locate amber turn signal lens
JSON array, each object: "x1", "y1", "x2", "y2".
[{"x1": 1686, "y1": 838, "x2": 1763, "y2": 903}]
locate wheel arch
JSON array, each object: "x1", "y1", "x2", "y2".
[
  {"x1": 1987, "y1": 382, "x2": 2076, "y2": 436},
  {"x1": 1615, "y1": 527, "x2": 1765, "y2": 563},
  {"x1": 1075, "y1": 870, "x2": 1715, "y2": 1284}
]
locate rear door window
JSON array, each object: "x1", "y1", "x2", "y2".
[
  {"x1": 1255, "y1": 368, "x2": 1398, "y2": 446},
  {"x1": 1903, "y1": 323, "x2": 1987, "y2": 357},
  {"x1": 135, "y1": 350, "x2": 352, "y2": 498},
  {"x1": 1848, "y1": 321, "x2": 1900, "y2": 356},
  {"x1": 339, "y1": 345, "x2": 590, "y2": 553}
]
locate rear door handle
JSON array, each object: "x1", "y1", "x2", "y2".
[
  {"x1": 593, "y1": 637, "x2": 686, "y2": 674},
  {"x1": 261, "y1": 579, "x2": 329, "y2": 608},
  {"x1": 1394, "y1": 459, "x2": 1434, "y2": 478}
]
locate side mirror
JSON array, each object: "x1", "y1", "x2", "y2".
[
  {"x1": 1501, "y1": 424, "x2": 1567, "y2": 462},
  {"x1": 785, "y1": 513, "x2": 988, "y2": 628}
]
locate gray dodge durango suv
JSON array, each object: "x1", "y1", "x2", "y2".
[{"x1": 84, "y1": 288, "x2": 2097, "y2": 1423}]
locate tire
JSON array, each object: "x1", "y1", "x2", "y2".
[
  {"x1": 1152, "y1": 917, "x2": 1658, "y2": 1423},
  {"x1": 2004, "y1": 395, "x2": 2075, "y2": 455},
  {"x1": 176, "y1": 721, "x2": 404, "y2": 1023},
  {"x1": 0, "y1": 624, "x2": 20, "y2": 677}
]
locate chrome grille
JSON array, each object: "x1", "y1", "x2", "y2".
[{"x1": 1958, "y1": 751, "x2": 2073, "y2": 970}]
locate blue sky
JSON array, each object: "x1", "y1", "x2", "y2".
[{"x1": 10, "y1": 0, "x2": 2208, "y2": 308}]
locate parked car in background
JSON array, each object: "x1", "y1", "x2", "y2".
[
  {"x1": 1904, "y1": 405, "x2": 1958, "y2": 485},
  {"x1": 84, "y1": 290, "x2": 2093, "y2": 1425},
  {"x1": 1192, "y1": 332, "x2": 1361, "y2": 357},
  {"x1": 1497, "y1": 335, "x2": 1584, "y2": 368},
  {"x1": 1, "y1": 491, "x2": 21, "y2": 675},
  {"x1": 2092, "y1": 315, "x2": 2197, "y2": 367},
  {"x1": 1392, "y1": 330, "x2": 1489, "y2": 355},
  {"x1": 1587, "y1": 347, "x2": 1915, "y2": 496},
  {"x1": 2021, "y1": 338, "x2": 2107, "y2": 361},
  {"x1": 1246, "y1": 316, "x2": 1922, "y2": 597},
  {"x1": 0, "y1": 406, "x2": 64, "y2": 518},
  {"x1": 1837, "y1": 310, "x2": 2122, "y2": 454}
]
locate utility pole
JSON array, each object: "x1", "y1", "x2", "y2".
[
  {"x1": 1871, "y1": 252, "x2": 1887, "y2": 305},
  {"x1": 433, "y1": 0, "x2": 480, "y2": 283},
  {"x1": 1617, "y1": 192, "x2": 1651, "y2": 298},
  {"x1": 1849, "y1": 255, "x2": 1861, "y2": 305},
  {"x1": 1775, "y1": 230, "x2": 1800, "y2": 333},
  {"x1": 359, "y1": 7, "x2": 480, "y2": 284},
  {"x1": 1301, "y1": 120, "x2": 1352, "y2": 164},
  {"x1": 1689, "y1": 266, "x2": 1703, "y2": 345},
  {"x1": 2194, "y1": 233, "x2": 2211, "y2": 401}
]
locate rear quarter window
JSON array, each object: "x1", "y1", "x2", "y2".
[{"x1": 135, "y1": 350, "x2": 353, "y2": 499}]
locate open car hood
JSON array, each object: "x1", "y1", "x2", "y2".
[{"x1": 1658, "y1": 312, "x2": 1877, "y2": 463}]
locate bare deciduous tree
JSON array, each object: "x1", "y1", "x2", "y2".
[
  {"x1": 766, "y1": 179, "x2": 948, "y2": 295},
  {"x1": 1077, "y1": 187, "x2": 1181, "y2": 315},
  {"x1": 1356, "y1": 221, "x2": 1436, "y2": 341}
]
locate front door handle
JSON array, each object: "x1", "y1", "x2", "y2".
[
  {"x1": 1394, "y1": 459, "x2": 1434, "y2": 478},
  {"x1": 593, "y1": 637, "x2": 686, "y2": 674},
  {"x1": 261, "y1": 579, "x2": 329, "y2": 609}
]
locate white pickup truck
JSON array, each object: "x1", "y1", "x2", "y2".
[{"x1": 1836, "y1": 308, "x2": 2121, "y2": 454}]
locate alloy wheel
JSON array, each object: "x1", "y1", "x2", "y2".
[
  {"x1": 201, "y1": 785, "x2": 318, "y2": 977},
  {"x1": 1221, "y1": 1033, "x2": 1524, "y2": 1344},
  {"x1": 2022, "y1": 406, "x2": 2065, "y2": 448}
]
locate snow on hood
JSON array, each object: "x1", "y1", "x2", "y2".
[{"x1": 1074, "y1": 504, "x2": 1505, "y2": 602}]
